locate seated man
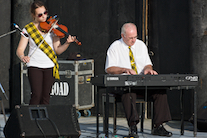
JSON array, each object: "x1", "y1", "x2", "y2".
[{"x1": 105, "y1": 23, "x2": 172, "y2": 138}]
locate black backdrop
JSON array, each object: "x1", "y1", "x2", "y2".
[
  {"x1": 9, "y1": 0, "x2": 193, "y2": 120},
  {"x1": 44, "y1": 0, "x2": 143, "y2": 75},
  {"x1": 149, "y1": 0, "x2": 192, "y2": 120}
]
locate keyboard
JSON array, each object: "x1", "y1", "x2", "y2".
[{"x1": 91, "y1": 74, "x2": 199, "y2": 87}]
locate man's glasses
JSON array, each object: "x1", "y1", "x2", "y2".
[
  {"x1": 124, "y1": 35, "x2": 138, "y2": 40},
  {"x1": 37, "y1": 11, "x2": 48, "y2": 17}
]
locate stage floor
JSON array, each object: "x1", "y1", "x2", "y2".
[
  {"x1": 78, "y1": 116, "x2": 207, "y2": 138},
  {"x1": 1, "y1": 114, "x2": 207, "y2": 138}
]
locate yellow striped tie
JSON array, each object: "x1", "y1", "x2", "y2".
[{"x1": 129, "y1": 46, "x2": 138, "y2": 74}]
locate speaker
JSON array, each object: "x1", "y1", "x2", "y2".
[{"x1": 4, "y1": 105, "x2": 81, "y2": 138}]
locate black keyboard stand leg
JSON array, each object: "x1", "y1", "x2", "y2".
[
  {"x1": 96, "y1": 86, "x2": 99, "y2": 138},
  {"x1": 104, "y1": 88, "x2": 109, "y2": 137},
  {"x1": 113, "y1": 98, "x2": 117, "y2": 135},
  {"x1": 151, "y1": 101, "x2": 154, "y2": 132},
  {"x1": 140, "y1": 103, "x2": 144, "y2": 132},
  {"x1": 194, "y1": 89, "x2": 197, "y2": 137},
  {"x1": 180, "y1": 89, "x2": 184, "y2": 135}
]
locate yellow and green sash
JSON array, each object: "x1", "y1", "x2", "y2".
[{"x1": 25, "y1": 22, "x2": 60, "y2": 79}]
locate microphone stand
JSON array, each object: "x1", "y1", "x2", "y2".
[
  {"x1": 0, "y1": 28, "x2": 15, "y2": 123},
  {"x1": 0, "y1": 83, "x2": 8, "y2": 123},
  {"x1": 0, "y1": 29, "x2": 16, "y2": 39},
  {"x1": 0, "y1": 27, "x2": 14, "y2": 100},
  {"x1": 0, "y1": 83, "x2": 8, "y2": 101}
]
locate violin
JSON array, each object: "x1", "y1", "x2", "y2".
[{"x1": 40, "y1": 16, "x2": 81, "y2": 46}]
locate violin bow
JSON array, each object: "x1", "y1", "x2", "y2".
[{"x1": 29, "y1": 19, "x2": 59, "y2": 58}]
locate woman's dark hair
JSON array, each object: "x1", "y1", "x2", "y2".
[{"x1": 30, "y1": 0, "x2": 47, "y2": 16}]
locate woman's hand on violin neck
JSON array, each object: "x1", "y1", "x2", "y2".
[
  {"x1": 53, "y1": 35, "x2": 75, "y2": 55},
  {"x1": 66, "y1": 35, "x2": 76, "y2": 44}
]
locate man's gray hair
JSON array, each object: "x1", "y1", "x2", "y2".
[{"x1": 121, "y1": 23, "x2": 137, "y2": 35}]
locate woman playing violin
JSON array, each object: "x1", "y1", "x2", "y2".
[{"x1": 16, "y1": 0, "x2": 75, "y2": 105}]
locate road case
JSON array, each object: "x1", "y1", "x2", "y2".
[{"x1": 21, "y1": 59, "x2": 94, "y2": 117}]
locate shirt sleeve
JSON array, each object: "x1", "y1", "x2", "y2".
[
  {"x1": 143, "y1": 45, "x2": 152, "y2": 66},
  {"x1": 105, "y1": 46, "x2": 117, "y2": 72},
  {"x1": 20, "y1": 28, "x2": 29, "y2": 39}
]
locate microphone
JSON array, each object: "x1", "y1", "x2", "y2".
[
  {"x1": 13, "y1": 23, "x2": 29, "y2": 37},
  {"x1": 52, "y1": 14, "x2": 58, "y2": 19}
]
